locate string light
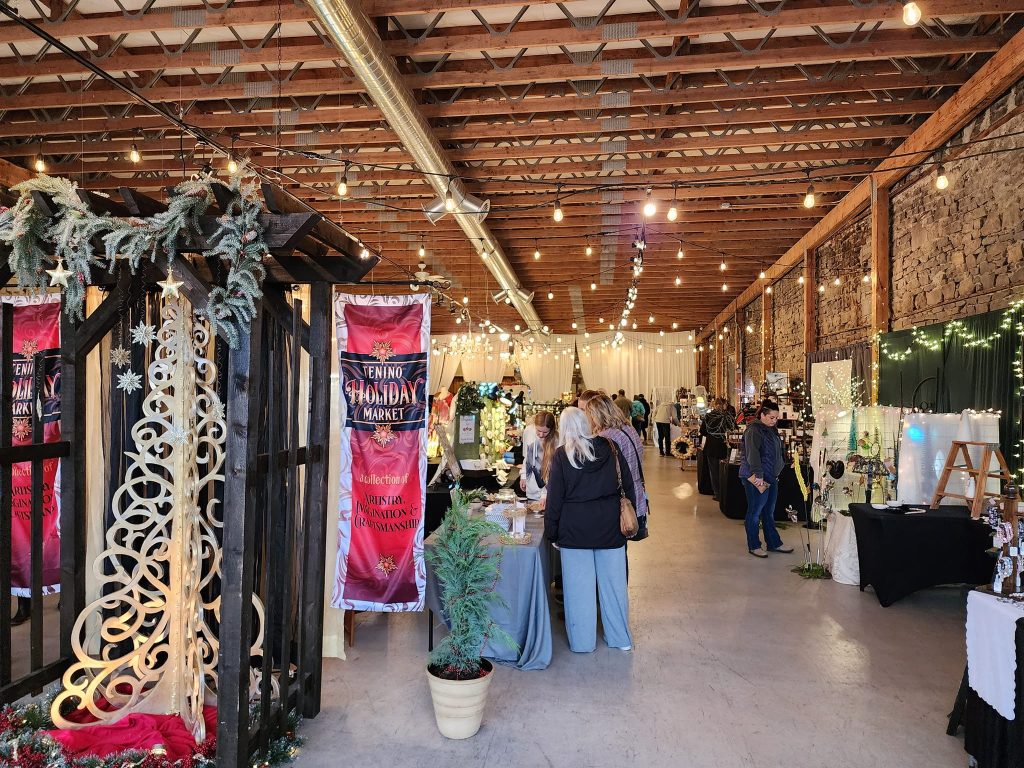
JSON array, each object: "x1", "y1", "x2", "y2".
[
  {"x1": 571, "y1": 321, "x2": 577, "y2": 329},
  {"x1": 642, "y1": 187, "x2": 656, "y2": 218},
  {"x1": 418, "y1": 240, "x2": 425, "y2": 258},
  {"x1": 359, "y1": 247, "x2": 370, "y2": 260},
  {"x1": 227, "y1": 156, "x2": 238, "y2": 175},
  {"x1": 798, "y1": 275, "x2": 805, "y2": 285},
  {"x1": 803, "y1": 183, "x2": 816, "y2": 209},
  {"x1": 863, "y1": 274, "x2": 871, "y2": 283},
  {"x1": 667, "y1": 184, "x2": 678, "y2": 222},
  {"x1": 765, "y1": 286, "x2": 773, "y2": 294},
  {"x1": 676, "y1": 248, "x2": 684, "y2": 259},
  {"x1": 462, "y1": 295, "x2": 469, "y2": 305},
  {"x1": 585, "y1": 243, "x2": 593, "y2": 257},
  {"x1": 547, "y1": 291, "x2": 554, "y2": 299},
  {"x1": 759, "y1": 271, "x2": 766, "y2": 280},
  {"x1": 675, "y1": 276, "x2": 682, "y2": 286},
  {"x1": 444, "y1": 179, "x2": 455, "y2": 212},
  {"x1": 719, "y1": 261, "x2": 727, "y2": 271},
  {"x1": 129, "y1": 143, "x2": 141, "y2": 163},
  {"x1": 722, "y1": 283, "x2": 728, "y2": 291},
  {"x1": 902, "y1": 0, "x2": 922, "y2": 25},
  {"x1": 534, "y1": 246, "x2": 541, "y2": 260},
  {"x1": 337, "y1": 163, "x2": 349, "y2": 197},
  {"x1": 33, "y1": 155, "x2": 45, "y2": 173},
  {"x1": 590, "y1": 282, "x2": 597, "y2": 290},
  {"x1": 935, "y1": 164, "x2": 949, "y2": 190},
  {"x1": 648, "y1": 314, "x2": 655, "y2": 323},
  {"x1": 746, "y1": 325, "x2": 754, "y2": 333},
  {"x1": 553, "y1": 185, "x2": 564, "y2": 222},
  {"x1": 833, "y1": 277, "x2": 841, "y2": 286},
  {"x1": 818, "y1": 284, "x2": 826, "y2": 293}
]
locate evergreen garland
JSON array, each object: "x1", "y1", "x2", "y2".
[
  {"x1": 454, "y1": 383, "x2": 484, "y2": 416},
  {"x1": 426, "y1": 488, "x2": 516, "y2": 679},
  {"x1": 0, "y1": 695, "x2": 303, "y2": 768},
  {"x1": 0, "y1": 170, "x2": 267, "y2": 346}
]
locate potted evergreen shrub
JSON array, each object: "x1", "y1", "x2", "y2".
[{"x1": 425, "y1": 489, "x2": 513, "y2": 739}]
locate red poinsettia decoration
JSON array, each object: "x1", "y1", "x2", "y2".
[
  {"x1": 370, "y1": 339, "x2": 394, "y2": 364},
  {"x1": 19, "y1": 338, "x2": 38, "y2": 357},
  {"x1": 12, "y1": 418, "x2": 31, "y2": 442}
]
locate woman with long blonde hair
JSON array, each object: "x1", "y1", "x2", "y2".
[
  {"x1": 544, "y1": 407, "x2": 636, "y2": 652},
  {"x1": 583, "y1": 392, "x2": 649, "y2": 523},
  {"x1": 520, "y1": 411, "x2": 558, "y2": 502}
]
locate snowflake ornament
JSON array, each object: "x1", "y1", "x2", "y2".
[
  {"x1": 375, "y1": 554, "x2": 398, "y2": 578},
  {"x1": 19, "y1": 339, "x2": 38, "y2": 357},
  {"x1": 129, "y1": 322, "x2": 157, "y2": 347},
  {"x1": 12, "y1": 417, "x2": 31, "y2": 442},
  {"x1": 371, "y1": 423, "x2": 397, "y2": 447},
  {"x1": 165, "y1": 424, "x2": 188, "y2": 447},
  {"x1": 212, "y1": 402, "x2": 227, "y2": 422},
  {"x1": 116, "y1": 370, "x2": 143, "y2": 394},
  {"x1": 109, "y1": 345, "x2": 131, "y2": 367},
  {"x1": 370, "y1": 340, "x2": 394, "y2": 364}
]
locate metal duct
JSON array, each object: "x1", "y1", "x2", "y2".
[{"x1": 306, "y1": 0, "x2": 543, "y2": 332}]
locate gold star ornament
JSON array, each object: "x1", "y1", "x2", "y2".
[{"x1": 158, "y1": 268, "x2": 184, "y2": 299}]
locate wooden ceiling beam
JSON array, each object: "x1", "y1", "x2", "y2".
[
  {"x1": 0, "y1": 66, "x2": 969, "y2": 115},
  {"x1": 0, "y1": 31, "x2": 1004, "y2": 87},
  {"x1": 0, "y1": 97, "x2": 939, "y2": 145}
]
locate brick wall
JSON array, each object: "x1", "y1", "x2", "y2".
[
  {"x1": 771, "y1": 265, "x2": 804, "y2": 377},
  {"x1": 890, "y1": 78, "x2": 1024, "y2": 329},
  {"x1": 814, "y1": 215, "x2": 872, "y2": 347}
]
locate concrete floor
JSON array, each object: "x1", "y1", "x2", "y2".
[{"x1": 296, "y1": 445, "x2": 973, "y2": 768}]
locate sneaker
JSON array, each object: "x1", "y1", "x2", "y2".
[
  {"x1": 611, "y1": 644, "x2": 633, "y2": 651},
  {"x1": 748, "y1": 548, "x2": 768, "y2": 558},
  {"x1": 769, "y1": 545, "x2": 794, "y2": 554}
]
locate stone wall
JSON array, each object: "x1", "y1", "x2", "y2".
[
  {"x1": 771, "y1": 265, "x2": 804, "y2": 377},
  {"x1": 890, "y1": 78, "x2": 1024, "y2": 329},
  {"x1": 742, "y1": 296, "x2": 763, "y2": 397},
  {"x1": 814, "y1": 215, "x2": 872, "y2": 347}
]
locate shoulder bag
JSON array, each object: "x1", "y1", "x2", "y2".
[
  {"x1": 619, "y1": 429, "x2": 651, "y2": 541},
  {"x1": 604, "y1": 438, "x2": 639, "y2": 538}
]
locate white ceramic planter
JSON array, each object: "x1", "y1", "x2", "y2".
[{"x1": 426, "y1": 659, "x2": 493, "y2": 739}]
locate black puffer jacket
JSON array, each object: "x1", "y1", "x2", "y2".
[{"x1": 544, "y1": 437, "x2": 638, "y2": 549}]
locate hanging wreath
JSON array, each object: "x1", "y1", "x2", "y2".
[
  {"x1": 671, "y1": 436, "x2": 693, "y2": 459},
  {"x1": 0, "y1": 169, "x2": 267, "y2": 348}
]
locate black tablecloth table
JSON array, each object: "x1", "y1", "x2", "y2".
[
  {"x1": 718, "y1": 462, "x2": 812, "y2": 522},
  {"x1": 964, "y1": 615, "x2": 1024, "y2": 768},
  {"x1": 849, "y1": 503, "x2": 992, "y2": 607},
  {"x1": 695, "y1": 448, "x2": 715, "y2": 495}
]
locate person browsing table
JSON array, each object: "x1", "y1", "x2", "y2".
[
  {"x1": 520, "y1": 411, "x2": 557, "y2": 503},
  {"x1": 739, "y1": 400, "x2": 794, "y2": 558}
]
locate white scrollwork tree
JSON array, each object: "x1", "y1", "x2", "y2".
[{"x1": 51, "y1": 299, "x2": 268, "y2": 743}]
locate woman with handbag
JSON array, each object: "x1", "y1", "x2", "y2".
[
  {"x1": 544, "y1": 407, "x2": 638, "y2": 653},
  {"x1": 579, "y1": 391, "x2": 649, "y2": 539}
]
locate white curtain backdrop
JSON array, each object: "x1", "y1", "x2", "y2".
[
  {"x1": 458, "y1": 356, "x2": 510, "y2": 383},
  {"x1": 518, "y1": 340, "x2": 576, "y2": 402},
  {"x1": 577, "y1": 331, "x2": 695, "y2": 398},
  {"x1": 428, "y1": 350, "x2": 461, "y2": 396}
]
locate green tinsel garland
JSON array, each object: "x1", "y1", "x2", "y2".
[
  {"x1": 0, "y1": 694, "x2": 304, "y2": 768},
  {"x1": 0, "y1": 169, "x2": 267, "y2": 347}
]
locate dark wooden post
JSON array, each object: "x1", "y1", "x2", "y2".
[
  {"x1": 0, "y1": 303, "x2": 13, "y2": 686},
  {"x1": 59, "y1": 311, "x2": 87, "y2": 656},
  {"x1": 217, "y1": 306, "x2": 265, "y2": 768},
  {"x1": 299, "y1": 282, "x2": 331, "y2": 718}
]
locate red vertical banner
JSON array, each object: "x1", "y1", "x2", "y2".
[
  {"x1": 4, "y1": 295, "x2": 62, "y2": 595},
  {"x1": 332, "y1": 293, "x2": 429, "y2": 612}
]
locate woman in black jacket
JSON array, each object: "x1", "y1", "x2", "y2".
[{"x1": 544, "y1": 407, "x2": 637, "y2": 653}]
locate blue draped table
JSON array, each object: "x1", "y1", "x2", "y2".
[{"x1": 425, "y1": 514, "x2": 552, "y2": 671}]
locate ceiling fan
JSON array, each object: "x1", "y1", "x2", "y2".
[{"x1": 410, "y1": 261, "x2": 451, "y2": 291}]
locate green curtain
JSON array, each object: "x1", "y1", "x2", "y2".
[{"x1": 877, "y1": 306, "x2": 1023, "y2": 477}]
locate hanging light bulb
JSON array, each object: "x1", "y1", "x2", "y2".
[
  {"x1": 227, "y1": 156, "x2": 238, "y2": 174},
  {"x1": 833, "y1": 277, "x2": 841, "y2": 286},
  {"x1": 674, "y1": 276, "x2": 682, "y2": 286},
  {"x1": 632, "y1": 322, "x2": 638, "y2": 329},
  {"x1": 444, "y1": 179, "x2": 456, "y2": 212},
  {"x1": 902, "y1": 0, "x2": 922, "y2": 25},
  {"x1": 803, "y1": 183, "x2": 816, "y2": 209},
  {"x1": 672, "y1": 322, "x2": 679, "y2": 330},
  {"x1": 553, "y1": 185, "x2": 564, "y2": 222},
  {"x1": 746, "y1": 325, "x2": 754, "y2": 333},
  {"x1": 455, "y1": 315, "x2": 462, "y2": 324},
  {"x1": 585, "y1": 244, "x2": 593, "y2": 256},
  {"x1": 642, "y1": 187, "x2": 656, "y2": 218},
  {"x1": 935, "y1": 164, "x2": 949, "y2": 190},
  {"x1": 547, "y1": 291, "x2": 554, "y2": 300},
  {"x1": 667, "y1": 183, "x2": 678, "y2": 221},
  {"x1": 648, "y1": 315, "x2": 655, "y2": 323},
  {"x1": 360, "y1": 247, "x2": 370, "y2": 260},
  {"x1": 462, "y1": 295, "x2": 470, "y2": 305},
  {"x1": 418, "y1": 241, "x2": 425, "y2": 258},
  {"x1": 534, "y1": 248, "x2": 541, "y2": 260},
  {"x1": 765, "y1": 285, "x2": 773, "y2": 295},
  {"x1": 759, "y1": 271, "x2": 766, "y2": 280},
  {"x1": 863, "y1": 274, "x2": 871, "y2": 283},
  {"x1": 720, "y1": 261, "x2": 727, "y2": 271},
  {"x1": 590, "y1": 282, "x2": 597, "y2": 290},
  {"x1": 721, "y1": 283, "x2": 728, "y2": 291},
  {"x1": 818, "y1": 284, "x2": 826, "y2": 294},
  {"x1": 129, "y1": 143, "x2": 141, "y2": 163},
  {"x1": 33, "y1": 155, "x2": 45, "y2": 173},
  {"x1": 571, "y1": 321, "x2": 577, "y2": 329},
  {"x1": 676, "y1": 248, "x2": 684, "y2": 260},
  {"x1": 798, "y1": 275, "x2": 805, "y2": 285}
]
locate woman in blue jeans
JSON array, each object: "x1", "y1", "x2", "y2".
[
  {"x1": 544, "y1": 407, "x2": 637, "y2": 652},
  {"x1": 739, "y1": 400, "x2": 794, "y2": 558}
]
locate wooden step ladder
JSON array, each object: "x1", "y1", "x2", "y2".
[{"x1": 931, "y1": 441, "x2": 1013, "y2": 518}]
